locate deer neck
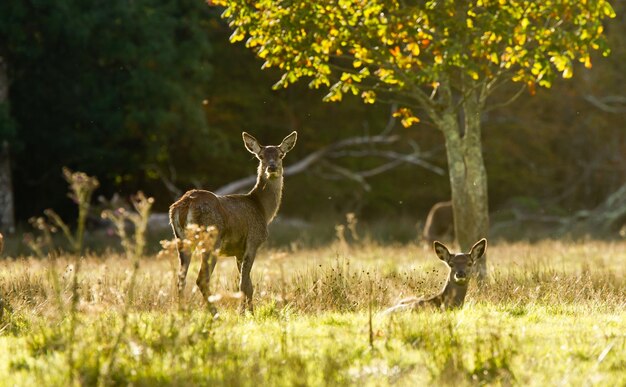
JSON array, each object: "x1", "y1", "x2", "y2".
[
  {"x1": 439, "y1": 278, "x2": 469, "y2": 308},
  {"x1": 249, "y1": 166, "x2": 283, "y2": 224}
]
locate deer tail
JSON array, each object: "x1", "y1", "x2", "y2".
[{"x1": 169, "y1": 203, "x2": 186, "y2": 241}]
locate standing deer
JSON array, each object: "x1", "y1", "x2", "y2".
[
  {"x1": 422, "y1": 200, "x2": 454, "y2": 243},
  {"x1": 384, "y1": 238, "x2": 487, "y2": 314},
  {"x1": 169, "y1": 131, "x2": 297, "y2": 313}
]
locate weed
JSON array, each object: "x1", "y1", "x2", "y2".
[{"x1": 0, "y1": 240, "x2": 625, "y2": 385}]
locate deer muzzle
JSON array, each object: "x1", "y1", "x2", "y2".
[
  {"x1": 453, "y1": 271, "x2": 468, "y2": 284},
  {"x1": 266, "y1": 164, "x2": 280, "y2": 178}
]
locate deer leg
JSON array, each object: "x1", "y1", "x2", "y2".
[
  {"x1": 176, "y1": 239, "x2": 191, "y2": 300},
  {"x1": 238, "y1": 251, "x2": 256, "y2": 314},
  {"x1": 235, "y1": 255, "x2": 243, "y2": 280},
  {"x1": 196, "y1": 249, "x2": 218, "y2": 310}
]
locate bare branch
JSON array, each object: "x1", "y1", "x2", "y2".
[
  {"x1": 358, "y1": 159, "x2": 405, "y2": 178},
  {"x1": 328, "y1": 149, "x2": 445, "y2": 175},
  {"x1": 584, "y1": 94, "x2": 626, "y2": 113},
  {"x1": 215, "y1": 134, "x2": 402, "y2": 195},
  {"x1": 147, "y1": 163, "x2": 182, "y2": 199},
  {"x1": 214, "y1": 127, "x2": 444, "y2": 195},
  {"x1": 484, "y1": 84, "x2": 527, "y2": 113},
  {"x1": 319, "y1": 160, "x2": 372, "y2": 191},
  {"x1": 380, "y1": 103, "x2": 398, "y2": 136}
]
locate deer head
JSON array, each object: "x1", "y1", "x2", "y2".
[
  {"x1": 433, "y1": 238, "x2": 487, "y2": 286},
  {"x1": 243, "y1": 131, "x2": 297, "y2": 179}
]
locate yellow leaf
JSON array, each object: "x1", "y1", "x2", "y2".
[
  {"x1": 550, "y1": 54, "x2": 568, "y2": 71},
  {"x1": 361, "y1": 90, "x2": 376, "y2": 104},
  {"x1": 580, "y1": 29, "x2": 590, "y2": 40},
  {"x1": 389, "y1": 46, "x2": 401, "y2": 57},
  {"x1": 323, "y1": 89, "x2": 343, "y2": 102},
  {"x1": 353, "y1": 59, "x2": 362, "y2": 68},
  {"x1": 407, "y1": 42, "x2": 420, "y2": 56},
  {"x1": 539, "y1": 79, "x2": 552, "y2": 88},
  {"x1": 489, "y1": 52, "x2": 499, "y2": 64},
  {"x1": 562, "y1": 66, "x2": 573, "y2": 79},
  {"x1": 229, "y1": 28, "x2": 245, "y2": 43},
  {"x1": 392, "y1": 107, "x2": 409, "y2": 118},
  {"x1": 401, "y1": 116, "x2": 420, "y2": 128}
]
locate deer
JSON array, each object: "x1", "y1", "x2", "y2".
[
  {"x1": 169, "y1": 131, "x2": 297, "y2": 313},
  {"x1": 422, "y1": 200, "x2": 454, "y2": 243},
  {"x1": 384, "y1": 238, "x2": 487, "y2": 314}
]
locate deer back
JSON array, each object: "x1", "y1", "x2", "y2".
[
  {"x1": 423, "y1": 201, "x2": 453, "y2": 242},
  {"x1": 170, "y1": 190, "x2": 268, "y2": 256}
]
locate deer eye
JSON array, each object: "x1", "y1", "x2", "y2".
[{"x1": 467, "y1": 261, "x2": 473, "y2": 267}]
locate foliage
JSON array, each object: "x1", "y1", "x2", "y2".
[
  {"x1": 213, "y1": 0, "x2": 615, "y2": 123},
  {"x1": 101, "y1": 192, "x2": 155, "y2": 260},
  {"x1": 0, "y1": 0, "x2": 214, "y2": 218},
  {"x1": 24, "y1": 168, "x2": 99, "y2": 256}
]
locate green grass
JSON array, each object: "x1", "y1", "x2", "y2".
[{"x1": 1, "y1": 239, "x2": 625, "y2": 386}]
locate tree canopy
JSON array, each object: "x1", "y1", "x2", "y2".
[{"x1": 214, "y1": 0, "x2": 614, "y2": 124}]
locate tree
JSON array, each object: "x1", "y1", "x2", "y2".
[
  {"x1": 0, "y1": 57, "x2": 15, "y2": 233},
  {"x1": 0, "y1": 0, "x2": 214, "y2": 218},
  {"x1": 212, "y1": 0, "x2": 615, "y2": 278}
]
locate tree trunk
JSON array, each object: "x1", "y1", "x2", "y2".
[
  {"x1": 0, "y1": 57, "x2": 15, "y2": 233},
  {"x1": 434, "y1": 82, "x2": 490, "y2": 281},
  {"x1": 0, "y1": 142, "x2": 14, "y2": 233}
]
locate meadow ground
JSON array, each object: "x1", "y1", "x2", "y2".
[{"x1": 0, "y1": 239, "x2": 625, "y2": 386}]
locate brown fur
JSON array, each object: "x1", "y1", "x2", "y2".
[
  {"x1": 422, "y1": 200, "x2": 454, "y2": 242},
  {"x1": 169, "y1": 131, "x2": 297, "y2": 313},
  {"x1": 384, "y1": 238, "x2": 487, "y2": 314}
]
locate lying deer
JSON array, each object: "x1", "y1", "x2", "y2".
[
  {"x1": 169, "y1": 131, "x2": 297, "y2": 313},
  {"x1": 384, "y1": 238, "x2": 487, "y2": 314}
]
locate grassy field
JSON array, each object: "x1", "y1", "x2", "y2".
[{"x1": 1, "y1": 238, "x2": 625, "y2": 386}]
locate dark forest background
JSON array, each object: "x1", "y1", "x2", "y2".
[{"x1": 0, "y1": 0, "x2": 624, "y2": 234}]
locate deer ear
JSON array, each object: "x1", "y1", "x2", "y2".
[
  {"x1": 242, "y1": 132, "x2": 262, "y2": 155},
  {"x1": 279, "y1": 131, "x2": 297, "y2": 154},
  {"x1": 469, "y1": 238, "x2": 487, "y2": 263},
  {"x1": 433, "y1": 241, "x2": 452, "y2": 263}
]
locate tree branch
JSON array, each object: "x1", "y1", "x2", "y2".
[
  {"x1": 214, "y1": 134, "x2": 406, "y2": 195},
  {"x1": 147, "y1": 163, "x2": 182, "y2": 199},
  {"x1": 484, "y1": 84, "x2": 527, "y2": 113},
  {"x1": 583, "y1": 94, "x2": 626, "y2": 114}
]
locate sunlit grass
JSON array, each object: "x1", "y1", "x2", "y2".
[{"x1": 1, "y1": 239, "x2": 625, "y2": 385}]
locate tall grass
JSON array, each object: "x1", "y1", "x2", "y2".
[{"x1": 0, "y1": 239, "x2": 625, "y2": 385}]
